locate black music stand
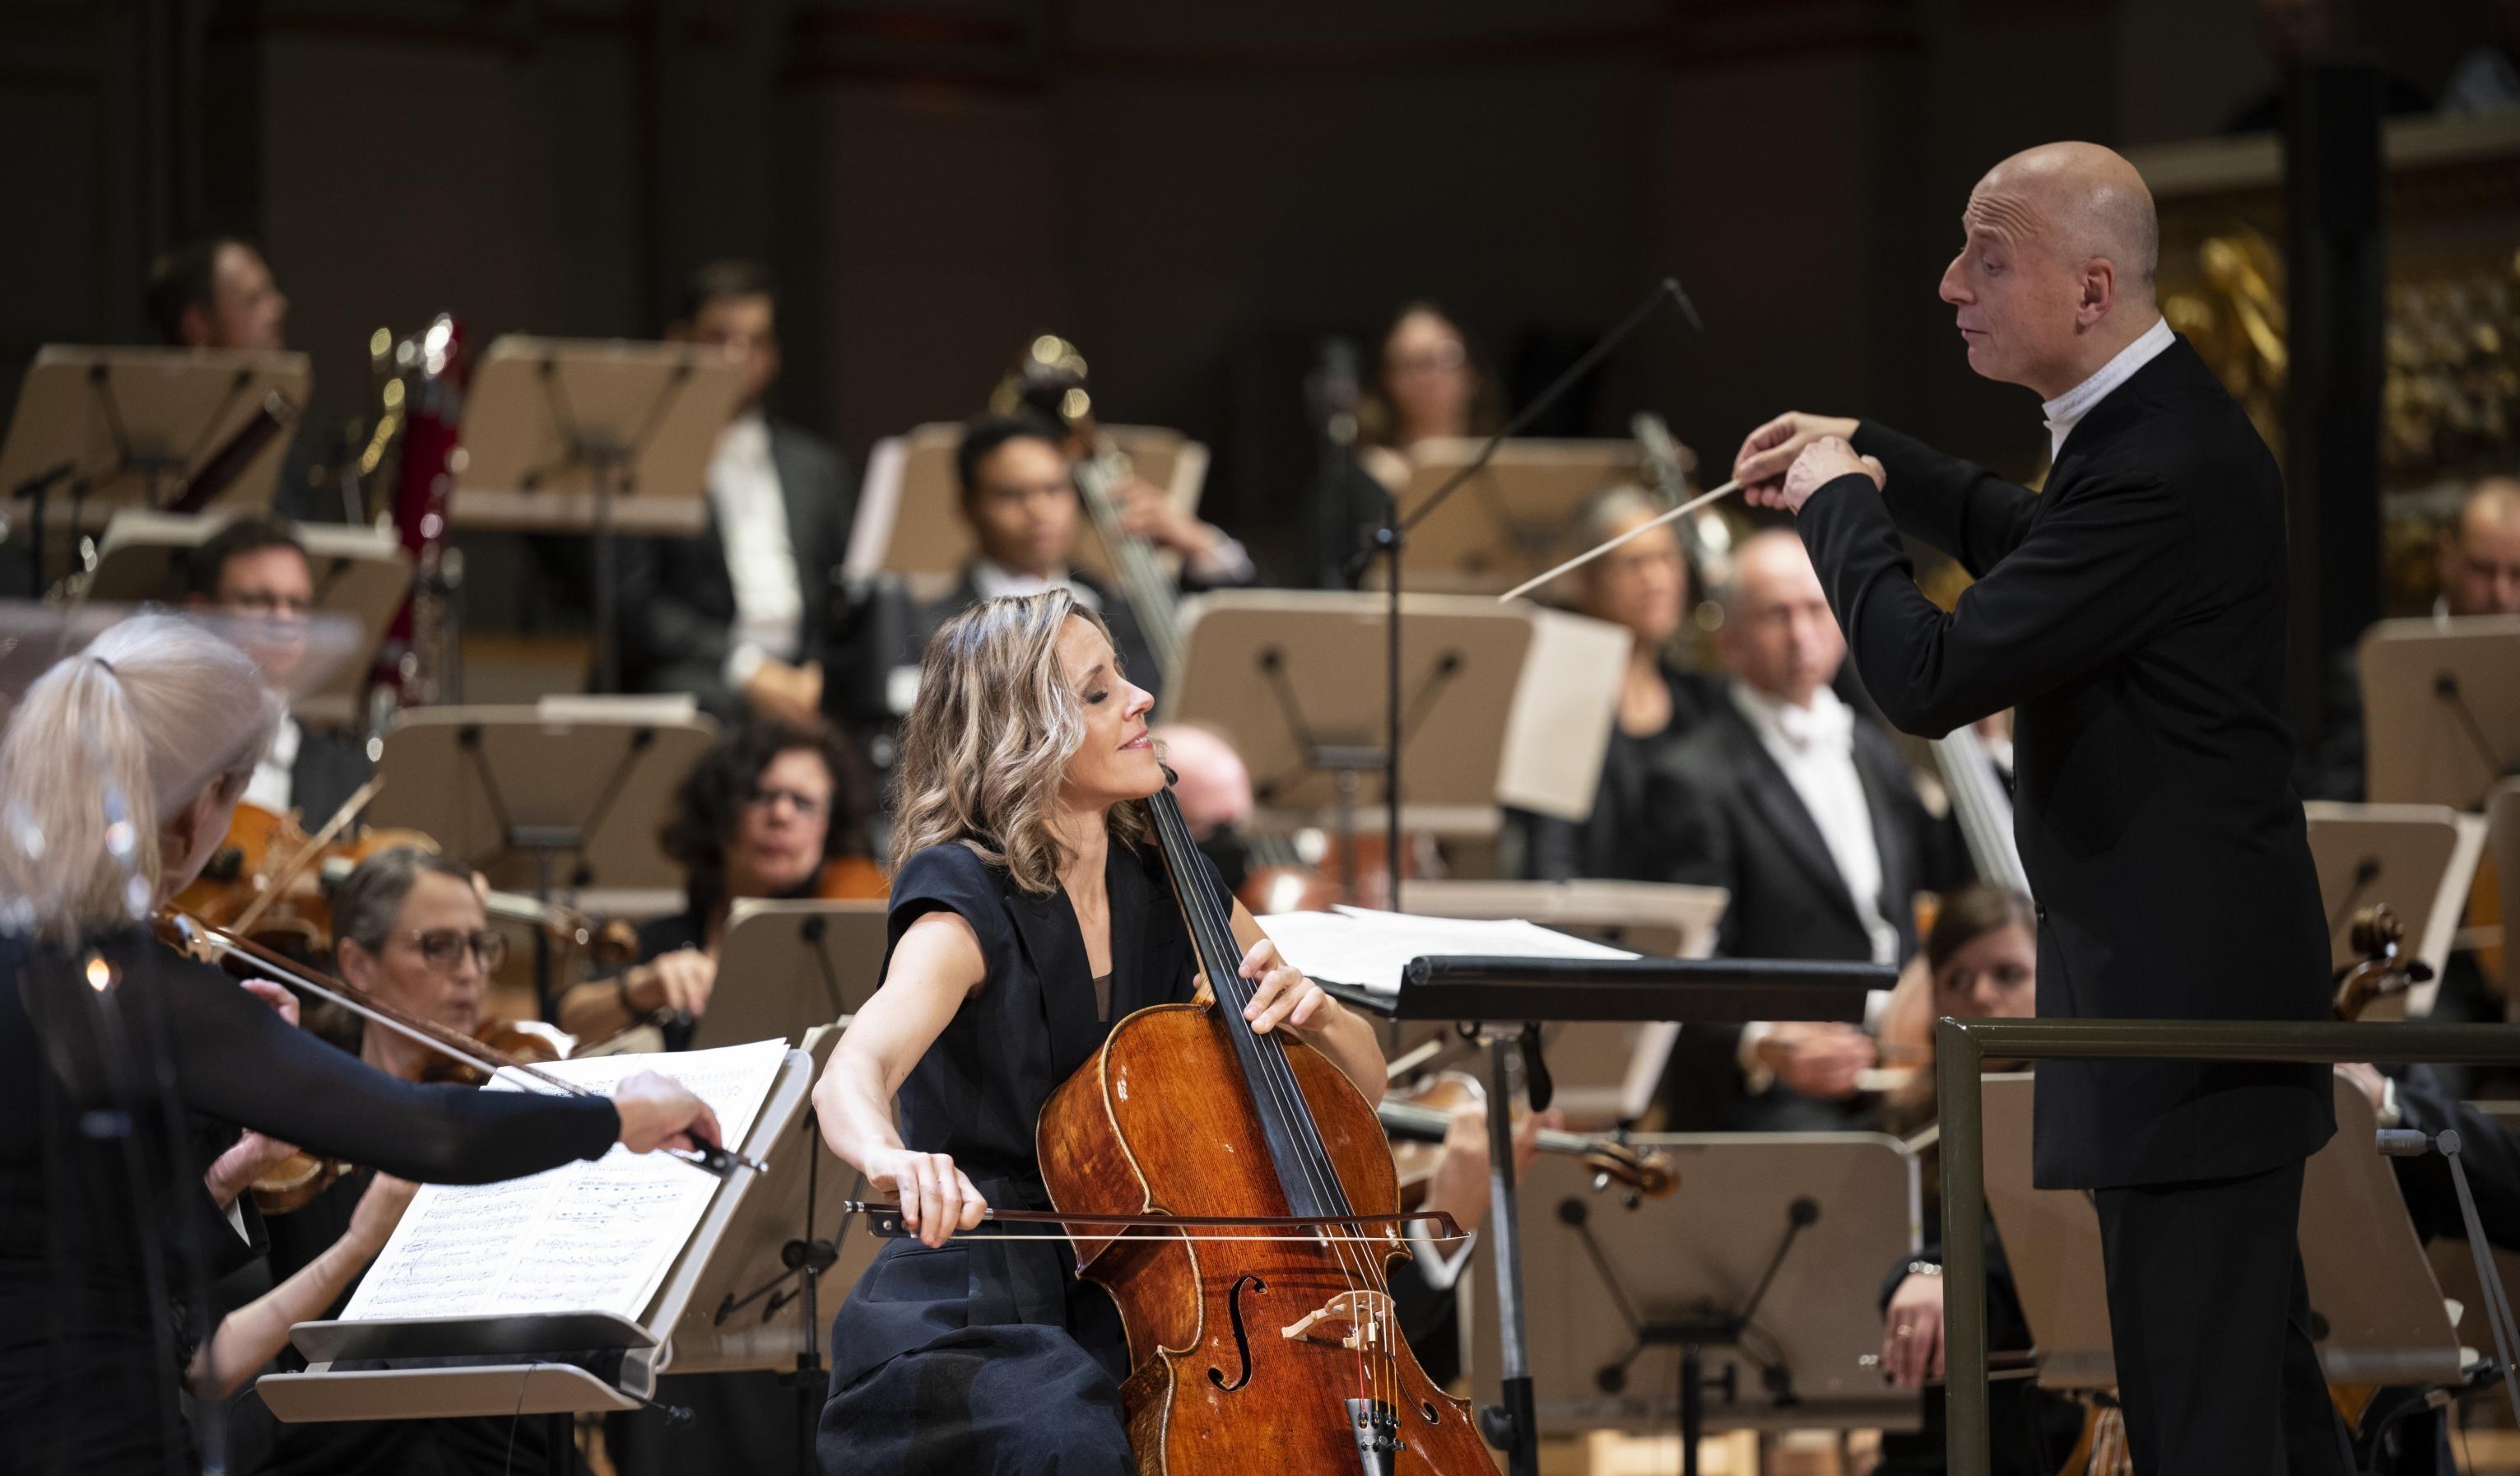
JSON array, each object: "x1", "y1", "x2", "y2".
[{"x1": 1334, "y1": 953, "x2": 1891, "y2": 1476}]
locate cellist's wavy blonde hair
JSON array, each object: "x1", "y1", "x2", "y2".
[{"x1": 890, "y1": 589, "x2": 1147, "y2": 893}]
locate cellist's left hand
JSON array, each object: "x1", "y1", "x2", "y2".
[{"x1": 1201, "y1": 938, "x2": 1337, "y2": 1039}]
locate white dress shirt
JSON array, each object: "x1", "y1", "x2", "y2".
[
  {"x1": 244, "y1": 713, "x2": 301, "y2": 814},
  {"x1": 1728, "y1": 682, "x2": 1899, "y2": 1086},
  {"x1": 709, "y1": 411, "x2": 806, "y2": 690},
  {"x1": 2041, "y1": 315, "x2": 2174, "y2": 463}
]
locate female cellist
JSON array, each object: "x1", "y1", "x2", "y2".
[
  {"x1": 809, "y1": 591, "x2": 1385, "y2": 1474},
  {"x1": 0, "y1": 612, "x2": 724, "y2": 1476}
]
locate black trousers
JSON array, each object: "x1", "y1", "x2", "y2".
[{"x1": 2092, "y1": 1159, "x2": 2353, "y2": 1476}]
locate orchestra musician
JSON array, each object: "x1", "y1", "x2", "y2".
[
  {"x1": 553, "y1": 718, "x2": 874, "y2": 1050},
  {"x1": 0, "y1": 612, "x2": 724, "y2": 1476},
  {"x1": 143, "y1": 236, "x2": 334, "y2": 524},
  {"x1": 809, "y1": 590, "x2": 1384, "y2": 1475},
  {"x1": 221, "y1": 845, "x2": 569, "y2": 1476},
  {"x1": 180, "y1": 515, "x2": 373, "y2": 830},
  {"x1": 909, "y1": 415, "x2": 1251, "y2": 702},
  {"x1": 1356, "y1": 302, "x2": 1497, "y2": 497},
  {"x1": 1736, "y1": 141, "x2": 2341, "y2": 1471},
  {"x1": 1511, "y1": 486, "x2": 1722, "y2": 883},
  {"x1": 2304, "y1": 474, "x2": 2520, "y2": 802},
  {"x1": 1643, "y1": 529, "x2": 1953, "y2": 1132},
  {"x1": 620, "y1": 259, "x2": 857, "y2": 725}
]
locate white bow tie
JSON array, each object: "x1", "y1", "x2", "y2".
[{"x1": 1772, "y1": 698, "x2": 1853, "y2": 753}]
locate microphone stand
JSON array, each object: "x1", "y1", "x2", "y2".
[{"x1": 1354, "y1": 279, "x2": 1704, "y2": 916}]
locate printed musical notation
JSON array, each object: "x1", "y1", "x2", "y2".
[{"x1": 342, "y1": 1037, "x2": 788, "y2": 1324}]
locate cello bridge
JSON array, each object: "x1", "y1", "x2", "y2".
[{"x1": 1279, "y1": 1290, "x2": 1394, "y2": 1351}]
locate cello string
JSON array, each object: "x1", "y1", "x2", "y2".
[
  {"x1": 1171, "y1": 801, "x2": 1396, "y2": 1406},
  {"x1": 1155, "y1": 790, "x2": 1382, "y2": 1404}
]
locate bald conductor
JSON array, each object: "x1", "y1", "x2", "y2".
[{"x1": 1735, "y1": 143, "x2": 2346, "y2": 1472}]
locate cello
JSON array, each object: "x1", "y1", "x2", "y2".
[{"x1": 1030, "y1": 777, "x2": 1491, "y2": 1473}]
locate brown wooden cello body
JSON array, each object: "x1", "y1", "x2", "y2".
[{"x1": 1036, "y1": 786, "x2": 1489, "y2": 1474}]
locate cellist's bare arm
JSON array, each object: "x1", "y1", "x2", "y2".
[
  {"x1": 1225, "y1": 901, "x2": 1387, "y2": 1105},
  {"x1": 811, "y1": 910, "x2": 989, "y2": 1246}
]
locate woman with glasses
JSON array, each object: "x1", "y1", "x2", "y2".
[
  {"x1": 1356, "y1": 301, "x2": 1495, "y2": 498},
  {"x1": 221, "y1": 845, "x2": 560, "y2": 1475},
  {"x1": 556, "y1": 718, "x2": 872, "y2": 1052}
]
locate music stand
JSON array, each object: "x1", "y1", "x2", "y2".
[
  {"x1": 1388, "y1": 879, "x2": 1729, "y2": 1124},
  {"x1": 257, "y1": 1044, "x2": 813, "y2": 1476},
  {"x1": 77, "y1": 509, "x2": 411, "y2": 731},
  {"x1": 1386, "y1": 438, "x2": 1647, "y2": 594},
  {"x1": 1337, "y1": 952, "x2": 1893, "y2": 1476},
  {"x1": 2360, "y1": 617, "x2": 2520, "y2": 810},
  {"x1": 1982, "y1": 1072, "x2": 2462, "y2": 1389},
  {"x1": 2304, "y1": 801, "x2": 2490, "y2": 1017},
  {"x1": 845, "y1": 421, "x2": 1211, "y2": 586},
  {"x1": 369, "y1": 700, "x2": 718, "y2": 1009},
  {"x1": 447, "y1": 337, "x2": 746, "y2": 691},
  {"x1": 1164, "y1": 591, "x2": 1622, "y2": 850},
  {"x1": 0, "y1": 345, "x2": 310, "y2": 584},
  {"x1": 1463, "y1": 1136, "x2": 1925, "y2": 1441},
  {"x1": 688, "y1": 900, "x2": 886, "y2": 1052}
]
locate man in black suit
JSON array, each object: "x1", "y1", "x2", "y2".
[
  {"x1": 618, "y1": 259, "x2": 854, "y2": 724},
  {"x1": 1736, "y1": 142, "x2": 2341, "y2": 1471},
  {"x1": 182, "y1": 515, "x2": 374, "y2": 829},
  {"x1": 1644, "y1": 528, "x2": 1949, "y2": 1131},
  {"x1": 907, "y1": 415, "x2": 1252, "y2": 701}
]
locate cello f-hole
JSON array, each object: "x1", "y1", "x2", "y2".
[{"x1": 1207, "y1": 1274, "x2": 1267, "y2": 1392}]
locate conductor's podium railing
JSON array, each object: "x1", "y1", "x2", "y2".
[{"x1": 1936, "y1": 1017, "x2": 2520, "y2": 1475}]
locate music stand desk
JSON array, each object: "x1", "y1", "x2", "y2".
[
  {"x1": 258, "y1": 1045, "x2": 813, "y2": 1444},
  {"x1": 1466, "y1": 1136, "x2": 1926, "y2": 1432},
  {"x1": 2360, "y1": 616, "x2": 2520, "y2": 810},
  {"x1": 1983, "y1": 1072, "x2": 2462, "y2": 1389},
  {"x1": 79, "y1": 509, "x2": 409, "y2": 730},
  {"x1": 690, "y1": 900, "x2": 887, "y2": 1053},
  {"x1": 0, "y1": 344, "x2": 309, "y2": 527},
  {"x1": 1164, "y1": 590, "x2": 1624, "y2": 835},
  {"x1": 372, "y1": 702, "x2": 717, "y2": 995},
  {"x1": 847, "y1": 421, "x2": 1210, "y2": 584},
  {"x1": 1390, "y1": 437, "x2": 1645, "y2": 594},
  {"x1": 2304, "y1": 801, "x2": 2490, "y2": 1017}
]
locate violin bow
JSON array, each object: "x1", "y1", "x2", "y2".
[{"x1": 165, "y1": 912, "x2": 761, "y2": 1178}]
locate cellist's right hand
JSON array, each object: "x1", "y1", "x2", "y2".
[{"x1": 869, "y1": 1148, "x2": 988, "y2": 1248}]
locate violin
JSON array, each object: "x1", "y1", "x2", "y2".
[
  {"x1": 2333, "y1": 905, "x2": 2429, "y2": 1022},
  {"x1": 1378, "y1": 1070, "x2": 1676, "y2": 1207},
  {"x1": 1030, "y1": 778, "x2": 1493, "y2": 1473},
  {"x1": 815, "y1": 854, "x2": 890, "y2": 901}
]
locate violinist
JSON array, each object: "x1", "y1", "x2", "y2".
[
  {"x1": 552, "y1": 718, "x2": 874, "y2": 1050},
  {"x1": 181, "y1": 514, "x2": 373, "y2": 830},
  {"x1": 809, "y1": 591, "x2": 1384, "y2": 1475},
  {"x1": 0, "y1": 613, "x2": 725, "y2": 1476},
  {"x1": 1355, "y1": 301, "x2": 1498, "y2": 498}
]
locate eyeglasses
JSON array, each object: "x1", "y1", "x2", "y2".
[
  {"x1": 222, "y1": 589, "x2": 315, "y2": 619},
  {"x1": 402, "y1": 928, "x2": 507, "y2": 974},
  {"x1": 746, "y1": 785, "x2": 829, "y2": 821}
]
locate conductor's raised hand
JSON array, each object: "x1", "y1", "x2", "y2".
[
  {"x1": 1734, "y1": 412, "x2": 1859, "y2": 506},
  {"x1": 1776, "y1": 436, "x2": 1885, "y2": 515},
  {"x1": 868, "y1": 1148, "x2": 988, "y2": 1248},
  {"x1": 610, "y1": 1070, "x2": 725, "y2": 1159}
]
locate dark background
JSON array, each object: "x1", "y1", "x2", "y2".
[{"x1": 0, "y1": 0, "x2": 2494, "y2": 584}]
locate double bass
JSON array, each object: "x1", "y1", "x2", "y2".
[{"x1": 1027, "y1": 779, "x2": 1491, "y2": 1472}]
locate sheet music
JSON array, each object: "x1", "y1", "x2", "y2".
[
  {"x1": 1256, "y1": 906, "x2": 1636, "y2": 998},
  {"x1": 342, "y1": 1037, "x2": 788, "y2": 1324}
]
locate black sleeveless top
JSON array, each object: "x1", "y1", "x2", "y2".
[{"x1": 826, "y1": 836, "x2": 1219, "y2": 1391}]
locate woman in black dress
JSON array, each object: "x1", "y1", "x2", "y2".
[
  {"x1": 811, "y1": 590, "x2": 1387, "y2": 1475},
  {"x1": 1517, "y1": 486, "x2": 1723, "y2": 882},
  {"x1": 0, "y1": 612, "x2": 723, "y2": 1476}
]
